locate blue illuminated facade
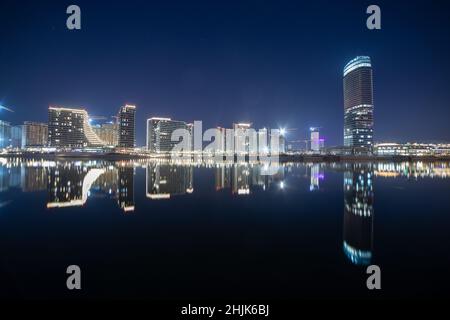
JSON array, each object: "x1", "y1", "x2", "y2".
[{"x1": 343, "y1": 56, "x2": 374, "y2": 154}]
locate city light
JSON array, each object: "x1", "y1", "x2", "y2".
[{"x1": 0, "y1": 104, "x2": 14, "y2": 112}]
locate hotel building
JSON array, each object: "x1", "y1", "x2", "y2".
[{"x1": 48, "y1": 107, "x2": 106, "y2": 148}]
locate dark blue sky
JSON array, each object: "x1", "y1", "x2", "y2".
[{"x1": 1, "y1": 0, "x2": 450, "y2": 146}]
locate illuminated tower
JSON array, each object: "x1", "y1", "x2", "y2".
[
  {"x1": 118, "y1": 104, "x2": 136, "y2": 149},
  {"x1": 343, "y1": 56, "x2": 374, "y2": 154}
]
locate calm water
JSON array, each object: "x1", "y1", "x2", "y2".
[{"x1": 1, "y1": 158, "x2": 450, "y2": 299}]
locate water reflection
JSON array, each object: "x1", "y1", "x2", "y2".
[
  {"x1": 146, "y1": 163, "x2": 194, "y2": 199},
  {"x1": 343, "y1": 163, "x2": 374, "y2": 265},
  {"x1": 309, "y1": 164, "x2": 324, "y2": 191},
  {"x1": 1, "y1": 158, "x2": 450, "y2": 267},
  {"x1": 45, "y1": 163, "x2": 135, "y2": 212},
  {"x1": 1, "y1": 159, "x2": 450, "y2": 208},
  {"x1": 214, "y1": 164, "x2": 285, "y2": 195}
]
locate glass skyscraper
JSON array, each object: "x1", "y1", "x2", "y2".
[{"x1": 343, "y1": 56, "x2": 374, "y2": 153}]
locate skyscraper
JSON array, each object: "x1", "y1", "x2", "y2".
[
  {"x1": 48, "y1": 107, "x2": 106, "y2": 148},
  {"x1": 93, "y1": 122, "x2": 118, "y2": 147},
  {"x1": 11, "y1": 125, "x2": 23, "y2": 148},
  {"x1": 233, "y1": 123, "x2": 257, "y2": 155},
  {"x1": 343, "y1": 56, "x2": 374, "y2": 154},
  {"x1": 118, "y1": 104, "x2": 136, "y2": 149},
  {"x1": 22, "y1": 122, "x2": 48, "y2": 147},
  {"x1": 310, "y1": 127, "x2": 320, "y2": 152},
  {"x1": 147, "y1": 117, "x2": 189, "y2": 153},
  {"x1": 0, "y1": 120, "x2": 11, "y2": 149}
]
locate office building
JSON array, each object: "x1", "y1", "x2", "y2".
[
  {"x1": 233, "y1": 123, "x2": 257, "y2": 155},
  {"x1": 310, "y1": 127, "x2": 320, "y2": 152},
  {"x1": 48, "y1": 107, "x2": 106, "y2": 148},
  {"x1": 343, "y1": 56, "x2": 374, "y2": 153},
  {"x1": 374, "y1": 142, "x2": 450, "y2": 156},
  {"x1": 93, "y1": 122, "x2": 118, "y2": 147},
  {"x1": 207, "y1": 126, "x2": 227, "y2": 155},
  {"x1": 279, "y1": 132, "x2": 286, "y2": 154},
  {"x1": 118, "y1": 104, "x2": 136, "y2": 149},
  {"x1": 11, "y1": 125, "x2": 23, "y2": 148},
  {"x1": 147, "y1": 118, "x2": 189, "y2": 153},
  {"x1": 22, "y1": 122, "x2": 48, "y2": 147},
  {"x1": 256, "y1": 128, "x2": 271, "y2": 156},
  {"x1": 0, "y1": 120, "x2": 11, "y2": 149}
]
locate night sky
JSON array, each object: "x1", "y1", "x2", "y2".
[{"x1": 1, "y1": 0, "x2": 450, "y2": 147}]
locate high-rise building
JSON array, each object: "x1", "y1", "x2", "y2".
[
  {"x1": 147, "y1": 117, "x2": 189, "y2": 153},
  {"x1": 207, "y1": 126, "x2": 227, "y2": 155},
  {"x1": 257, "y1": 128, "x2": 269, "y2": 156},
  {"x1": 93, "y1": 122, "x2": 118, "y2": 147},
  {"x1": 310, "y1": 127, "x2": 320, "y2": 152},
  {"x1": 11, "y1": 125, "x2": 23, "y2": 148},
  {"x1": 118, "y1": 104, "x2": 136, "y2": 149},
  {"x1": 233, "y1": 123, "x2": 257, "y2": 155},
  {"x1": 48, "y1": 107, "x2": 106, "y2": 148},
  {"x1": 279, "y1": 132, "x2": 286, "y2": 154},
  {"x1": 0, "y1": 120, "x2": 11, "y2": 149},
  {"x1": 22, "y1": 122, "x2": 48, "y2": 147},
  {"x1": 343, "y1": 56, "x2": 374, "y2": 153}
]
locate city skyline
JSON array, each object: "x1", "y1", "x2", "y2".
[
  {"x1": 0, "y1": 53, "x2": 449, "y2": 153},
  {"x1": 1, "y1": 1, "x2": 450, "y2": 147}
]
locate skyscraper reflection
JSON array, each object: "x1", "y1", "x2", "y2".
[
  {"x1": 343, "y1": 164, "x2": 373, "y2": 265},
  {"x1": 45, "y1": 162, "x2": 134, "y2": 211},
  {"x1": 309, "y1": 164, "x2": 324, "y2": 191},
  {"x1": 146, "y1": 163, "x2": 194, "y2": 199},
  {"x1": 118, "y1": 166, "x2": 135, "y2": 212},
  {"x1": 47, "y1": 165, "x2": 85, "y2": 207},
  {"x1": 215, "y1": 165, "x2": 232, "y2": 191},
  {"x1": 342, "y1": 164, "x2": 374, "y2": 265},
  {"x1": 215, "y1": 163, "x2": 285, "y2": 194}
]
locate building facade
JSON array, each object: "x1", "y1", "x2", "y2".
[
  {"x1": 374, "y1": 142, "x2": 450, "y2": 156},
  {"x1": 93, "y1": 122, "x2": 118, "y2": 147},
  {"x1": 22, "y1": 121, "x2": 48, "y2": 147},
  {"x1": 11, "y1": 125, "x2": 23, "y2": 148},
  {"x1": 48, "y1": 107, "x2": 106, "y2": 148},
  {"x1": 0, "y1": 120, "x2": 11, "y2": 149},
  {"x1": 118, "y1": 105, "x2": 136, "y2": 149},
  {"x1": 147, "y1": 117, "x2": 189, "y2": 153},
  {"x1": 343, "y1": 56, "x2": 374, "y2": 154},
  {"x1": 233, "y1": 123, "x2": 257, "y2": 155},
  {"x1": 310, "y1": 127, "x2": 320, "y2": 152}
]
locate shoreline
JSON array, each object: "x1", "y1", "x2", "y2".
[{"x1": 1, "y1": 152, "x2": 450, "y2": 162}]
